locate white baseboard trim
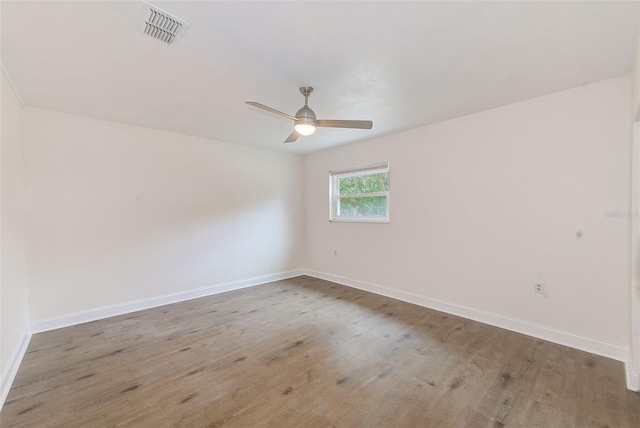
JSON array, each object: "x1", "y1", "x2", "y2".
[
  {"x1": 1, "y1": 326, "x2": 32, "y2": 409},
  {"x1": 303, "y1": 269, "x2": 630, "y2": 367},
  {"x1": 31, "y1": 270, "x2": 303, "y2": 334},
  {"x1": 626, "y1": 360, "x2": 640, "y2": 392},
  {"x1": 20, "y1": 268, "x2": 640, "y2": 392}
]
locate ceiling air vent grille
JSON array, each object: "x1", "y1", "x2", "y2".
[{"x1": 135, "y1": 2, "x2": 190, "y2": 47}]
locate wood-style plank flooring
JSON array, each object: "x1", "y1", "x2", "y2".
[{"x1": 2, "y1": 276, "x2": 639, "y2": 427}]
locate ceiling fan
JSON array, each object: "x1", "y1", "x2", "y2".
[{"x1": 246, "y1": 87, "x2": 373, "y2": 143}]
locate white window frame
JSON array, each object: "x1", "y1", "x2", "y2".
[{"x1": 329, "y1": 162, "x2": 390, "y2": 223}]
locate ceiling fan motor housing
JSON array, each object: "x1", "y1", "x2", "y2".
[{"x1": 295, "y1": 105, "x2": 316, "y2": 127}]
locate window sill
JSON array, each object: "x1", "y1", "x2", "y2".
[{"x1": 330, "y1": 217, "x2": 390, "y2": 223}]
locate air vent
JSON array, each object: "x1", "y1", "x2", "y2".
[{"x1": 135, "y1": 2, "x2": 190, "y2": 47}]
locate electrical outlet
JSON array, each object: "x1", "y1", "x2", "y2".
[
  {"x1": 535, "y1": 283, "x2": 545, "y2": 294},
  {"x1": 333, "y1": 250, "x2": 338, "y2": 256}
]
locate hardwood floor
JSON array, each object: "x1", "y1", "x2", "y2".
[{"x1": 2, "y1": 276, "x2": 639, "y2": 427}]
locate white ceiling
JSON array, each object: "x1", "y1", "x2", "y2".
[{"x1": 2, "y1": 1, "x2": 638, "y2": 155}]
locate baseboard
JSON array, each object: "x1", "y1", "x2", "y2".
[
  {"x1": 31, "y1": 269, "x2": 303, "y2": 333},
  {"x1": 1, "y1": 326, "x2": 32, "y2": 409},
  {"x1": 21, "y1": 268, "x2": 640, "y2": 392},
  {"x1": 303, "y1": 269, "x2": 629, "y2": 364},
  {"x1": 626, "y1": 360, "x2": 640, "y2": 392}
]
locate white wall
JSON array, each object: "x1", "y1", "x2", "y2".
[
  {"x1": 0, "y1": 70, "x2": 30, "y2": 399},
  {"x1": 24, "y1": 108, "x2": 304, "y2": 321},
  {"x1": 630, "y1": 120, "x2": 640, "y2": 387},
  {"x1": 629, "y1": 23, "x2": 640, "y2": 385},
  {"x1": 305, "y1": 75, "x2": 631, "y2": 348},
  {"x1": 632, "y1": 30, "x2": 640, "y2": 121}
]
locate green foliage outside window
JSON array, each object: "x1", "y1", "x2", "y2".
[
  {"x1": 338, "y1": 172, "x2": 389, "y2": 217},
  {"x1": 338, "y1": 172, "x2": 389, "y2": 194},
  {"x1": 339, "y1": 196, "x2": 387, "y2": 216}
]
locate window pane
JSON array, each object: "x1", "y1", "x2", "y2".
[
  {"x1": 339, "y1": 196, "x2": 387, "y2": 217},
  {"x1": 339, "y1": 172, "x2": 389, "y2": 195}
]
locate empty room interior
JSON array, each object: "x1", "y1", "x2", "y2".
[{"x1": 2, "y1": 1, "x2": 640, "y2": 426}]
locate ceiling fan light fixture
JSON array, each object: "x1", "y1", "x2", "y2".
[
  {"x1": 246, "y1": 86, "x2": 373, "y2": 144},
  {"x1": 294, "y1": 122, "x2": 317, "y2": 136}
]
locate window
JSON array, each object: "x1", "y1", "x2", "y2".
[{"x1": 330, "y1": 162, "x2": 389, "y2": 223}]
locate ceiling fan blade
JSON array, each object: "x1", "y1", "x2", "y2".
[
  {"x1": 316, "y1": 119, "x2": 373, "y2": 129},
  {"x1": 284, "y1": 130, "x2": 300, "y2": 143},
  {"x1": 246, "y1": 102, "x2": 296, "y2": 121}
]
